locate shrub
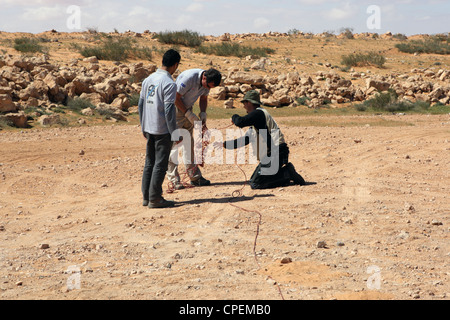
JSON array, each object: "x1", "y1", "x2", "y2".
[
  {"x1": 0, "y1": 117, "x2": 14, "y2": 129},
  {"x1": 13, "y1": 37, "x2": 44, "y2": 53},
  {"x1": 341, "y1": 51, "x2": 386, "y2": 68},
  {"x1": 67, "y1": 97, "x2": 95, "y2": 114},
  {"x1": 153, "y1": 30, "x2": 204, "y2": 47},
  {"x1": 392, "y1": 33, "x2": 408, "y2": 40},
  {"x1": 339, "y1": 27, "x2": 354, "y2": 39},
  {"x1": 356, "y1": 91, "x2": 431, "y2": 113},
  {"x1": 296, "y1": 96, "x2": 310, "y2": 106},
  {"x1": 395, "y1": 39, "x2": 450, "y2": 55},
  {"x1": 73, "y1": 36, "x2": 152, "y2": 61},
  {"x1": 196, "y1": 43, "x2": 275, "y2": 58},
  {"x1": 128, "y1": 93, "x2": 140, "y2": 107}
]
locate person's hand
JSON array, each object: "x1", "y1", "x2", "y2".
[
  {"x1": 185, "y1": 109, "x2": 200, "y2": 124},
  {"x1": 175, "y1": 136, "x2": 183, "y2": 145},
  {"x1": 199, "y1": 112, "x2": 207, "y2": 124},
  {"x1": 212, "y1": 141, "x2": 224, "y2": 150}
]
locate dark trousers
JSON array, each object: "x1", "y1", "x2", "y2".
[
  {"x1": 142, "y1": 133, "x2": 172, "y2": 201},
  {"x1": 250, "y1": 143, "x2": 290, "y2": 190}
]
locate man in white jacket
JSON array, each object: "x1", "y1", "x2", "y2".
[
  {"x1": 167, "y1": 68, "x2": 222, "y2": 189},
  {"x1": 139, "y1": 49, "x2": 181, "y2": 208}
]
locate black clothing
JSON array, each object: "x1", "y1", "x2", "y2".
[{"x1": 225, "y1": 108, "x2": 305, "y2": 189}]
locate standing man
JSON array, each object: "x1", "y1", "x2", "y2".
[
  {"x1": 223, "y1": 90, "x2": 306, "y2": 189},
  {"x1": 167, "y1": 68, "x2": 222, "y2": 189},
  {"x1": 139, "y1": 49, "x2": 181, "y2": 208}
]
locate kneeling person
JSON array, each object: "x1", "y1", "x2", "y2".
[{"x1": 223, "y1": 90, "x2": 306, "y2": 189}]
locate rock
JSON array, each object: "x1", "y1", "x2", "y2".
[
  {"x1": 317, "y1": 241, "x2": 327, "y2": 248},
  {"x1": 261, "y1": 96, "x2": 281, "y2": 108},
  {"x1": 81, "y1": 107, "x2": 95, "y2": 116},
  {"x1": 431, "y1": 220, "x2": 443, "y2": 226},
  {"x1": 429, "y1": 87, "x2": 444, "y2": 101},
  {"x1": 398, "y1": 230, "x2": 410, "y2": 240},
  {"x1": 0, "y1": 94, "x2": 17, "y2": 112},
  {"x1": 280, "y1": 257, "x2": 292, "y2": 264},
  {"x1": 111, "y1": 94, "x2": 130, "y2": 111},
  {"x1": 366, "y1": 78, "x2": 390, "y2": 91},
  {"x1": 39, "y1": 244, "x2": 50, "y2": 249},
  {"x1": 39, "y1": 114, "x2": 61, "y2": 126},
  {"x1": 83, "y1": 56, "x2": 98, "y2": 64},
  {"x1": 224, "y1": 99, "x2": 234, "y2": 109},
  {"x1": 209, "y1": 86, "x2": 227, "y2": 100},
  {"x1": 1, "y1": 112, "x2": 28, "y2": 128},
  {"x1": 80, "y1": 92, "x2": 105, "y2": 105},
  {"x1": 229, "y1": 71, "x2": 265, "y2": 86},
  {"x1": 300, "y1": 76, "x2": 314, "y2": 86},
  {"x1": 219, "y1": 33, "x2": 231, "y2": 41}
]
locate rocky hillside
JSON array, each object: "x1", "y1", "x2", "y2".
[{"x1": 1, "y1": 30, "x2": 449, "y2": 128}]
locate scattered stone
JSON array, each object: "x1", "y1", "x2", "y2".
[
  {"x1": 317, "y1": 241, "x2": 327, "y2": 248},
  {"x1": 280, "y1": 257, "x2": 292, "y2": 264},
  {"x1": 39, "y1": 243, "x2": 50, "y2": 249},
  {"x1": 431, "y1": 220, "x2": 443, "y2": 226},
  {"x1": 398, "y1": 230, "x2": 410, "y2": 240}
]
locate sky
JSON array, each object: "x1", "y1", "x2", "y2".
[{"x1": 0, "y1": 0, "x2": 449, "y2": 36}]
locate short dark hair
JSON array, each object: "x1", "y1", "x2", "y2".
[
  {"x1": 204, "y1": 68, "x2": 222, "y2": 87},
  {"x1": 162, "y1": 49, "x2": 181, "y2": 68}
]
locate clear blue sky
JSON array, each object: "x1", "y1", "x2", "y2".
[{"x1": 1, "y1": 0, "x2": 449, "y2": 36}]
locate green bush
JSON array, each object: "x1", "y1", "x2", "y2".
[
  {"x1": 73, "y1": 36, "x2": 152, "y2": 61},
  {"x1": 153, "y1": 30, "x2": 204, "y2": 47},
  {"x1": 0, "y1": 117, "x2": 14, "y2": 129},
  {"x1": 356, "y1": 91, "x2": 431, "y2": 113},
  {"x1": 128, "y1": 93, "x2": 140, "y2": 107},
  {"x1": 341, "y1": 51, "x2": 386, "y2": 68},
  {"x1": 67, "y1": 97, "x2": 95, "y2": 114},
  {"x1": 13, "y1": 37, "x2": 44, "y2": 53},
  {"x1": 196, "y1": 43, "x2": 275, "y2": 58},
  {"x1": 395, "y1": 39, "x2": 450, "y2": 55}
]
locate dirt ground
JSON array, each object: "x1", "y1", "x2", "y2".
[{"x1": 0, "y1": 113, "x2": 448, "y2": 300}]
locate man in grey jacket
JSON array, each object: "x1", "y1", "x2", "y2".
[
  {"x1": 139, "y1": 49, "x2": 181, "y2": 208},
  {"x1": 167, "y1": 68, "x2": 222, "y2": 189}
]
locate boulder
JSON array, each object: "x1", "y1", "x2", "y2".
[
  {"x1": 0, "y1": 94, "x2": 17, "y2": 113},
  {"x1": 1, "y1": 111, "x2": 28, "y2": 128},
  {"x1": 80, "y1": 92, "x2": 105, "y2": 105},
  {"x1": 81, "y1": 107, "x2": 95, "y2": 116},
  {"x1": 209, "y1": 87, "x2": 227, "y2": 100},
  {"x1": 39, "y1": 114, "x2": 61, "y2": 126},
  {"x1": 366, "y1": 78, "x2": 390, "y2": 91},
  {"x1": 429, "y1": 87, "x2": 444, "y2": 101},
  {"x1": 229, "y1": 71, "x2": 265, "y2": 86},
  {"x1": 224, "y1": 99, "x2": 234, "y2": 109},
  {"x1": 111, "y1": 94, "x2": 130, "y2": 111}
]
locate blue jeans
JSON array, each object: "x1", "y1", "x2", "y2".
[{"x1": 142, "y1": 133, "x2": 172, "y2": 201}]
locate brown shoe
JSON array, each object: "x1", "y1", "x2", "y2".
[
  {"x1": 148, "y1": 198, "x2": 175, "y2": 209},
  {"x1": 190, "y1": 177, "x2": 211, "y2": 187}
]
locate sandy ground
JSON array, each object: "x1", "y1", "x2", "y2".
[{"x1": 0, "y1": 114, "x2": 448, "y2": 300}]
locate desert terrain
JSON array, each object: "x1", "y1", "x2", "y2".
[{"x1": 0, "y1": 30, "x2": 449, "y2": 300}]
